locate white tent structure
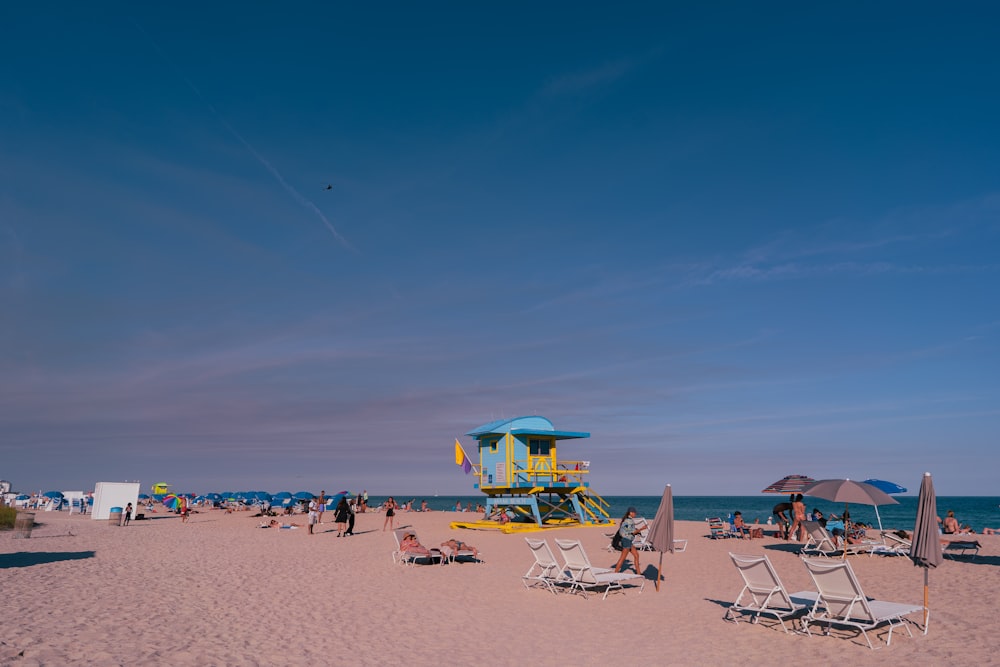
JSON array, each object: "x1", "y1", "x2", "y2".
[{"x1": 92, "y1": 482, "x2": 140, "y2": 521}]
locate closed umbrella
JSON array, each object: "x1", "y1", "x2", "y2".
[
  {"x1": 910, "y1": 472, "x2": 942, "y2": 633},
  {"x1": 761, "y1": 475, "x2": 815, "y2": 495},
  {"x1": 644, "y1": 484, "x2": 675, "y2": 592}
]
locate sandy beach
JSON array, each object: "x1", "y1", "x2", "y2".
[{"x1": 2, "y1": 508, "x2": 997, "y2": 666}]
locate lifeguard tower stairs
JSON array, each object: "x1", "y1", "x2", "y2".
[{"x1": 455, "y1": 416, "x2": 611, "y2": 531}]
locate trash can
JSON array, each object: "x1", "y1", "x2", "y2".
[
  {"x1": 109, "y1": 506, "x2": 123, "y2": 526},
  {"x1": 13, "y1": 511, "x2": 35, "y2": 538}
]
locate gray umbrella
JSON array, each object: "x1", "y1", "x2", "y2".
[
  {"x1": 644, "y1": 484, "x2": 675, "y2": 592},
  {"x1": 911, "y1": 472, "x2": 942, "y2": 632},
  {"x1": 802, "y1": 479, "x2": 899, "y2": 558}
]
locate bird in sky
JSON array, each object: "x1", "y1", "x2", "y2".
[{"x1": 323, "y1": 184, "x2": 333, "y2": 190}]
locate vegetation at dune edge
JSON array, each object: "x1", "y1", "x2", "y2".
[{"x1": 0, "y1": 506, "x2": 16, "y2": 529}]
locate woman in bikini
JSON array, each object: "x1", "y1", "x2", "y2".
[
  {"x1": 382, "y1": 497, "x2": 397, "y2": 531},
  {"x1": 789, "y1": 494, "x2": 806, "y2": 542}
]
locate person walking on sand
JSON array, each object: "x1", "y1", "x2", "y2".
[
  {"x1": 383, "y1": 496, "x2": 397, "y2": 531},
  {"x1": 345, "y1": 499, "x2": 356, "y2": 536},
  {"x1": 317, "y1": 490, "x2": 326, "y2": 524},
  {"x1": 613, "y1": 507, "x2": 645, "y2": 574},
  {"x1": 122, "y1": 502, "x2": 133, "y2": 526},
  {"x1": 180, "y1": 497, "x2": 189, "y2": 523},
  {"x1": 334, "y1": 497, "x2": 350, "y2": 536}
]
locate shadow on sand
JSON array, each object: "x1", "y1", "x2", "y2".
[{"x1": 0, "y1": 551, "x2": 96, "y2": 569}]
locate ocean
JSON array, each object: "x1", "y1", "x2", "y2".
[{"x1": 370, "y1": 495, "x2": 1000, "y2": 532}]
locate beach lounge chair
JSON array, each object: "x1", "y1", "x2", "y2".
[
  {"x1": 708, "y1": 517, "x2": 733, "y2": 539},
  {"x1": 440, "y1": 539, "x2": 482, "y2": 564},
  {"x1": 553, "y1": 538, "x2": 645, "y2": 599},
  {"x1": 724, "y1": 553, "x2": 819, "y2": 633},
  {"x1": 801, "y1": 557, "x2": 925, "y2": 649},
  {"x1": 391, "y1": 529, "x2": 443, "y2": 566},
  {"x1": 943, "y1": 540, "x2": 981, "y2": 561},
  {"x1": 801, "y1": 521, "x2": 841, "y2": 557},
  {"x1": 523, "y1": 538, "x2": 567, "y2": 593},
  {"x1": 873, "y1": 531, "x2": 911, "y2": 556}
]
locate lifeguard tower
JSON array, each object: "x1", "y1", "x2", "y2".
[{"x1": 458, "y1": 416, "x2": 611, "y2": 529}]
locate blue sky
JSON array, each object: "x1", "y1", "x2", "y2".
[{"x1": 2, "y1": 4, "x2": 998, "y2": 496}]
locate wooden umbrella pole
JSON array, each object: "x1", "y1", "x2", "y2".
[{"x1": 656, "y1": 552, "x2": 663, "y2": 592}]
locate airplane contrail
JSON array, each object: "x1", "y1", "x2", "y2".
[{"x1": 132, "y1": 20, "x2": 357, "y2": 253}]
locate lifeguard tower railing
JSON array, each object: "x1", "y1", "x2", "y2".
[{"x1": 477, "y1": 459, "x2": 610, "y2": 525}]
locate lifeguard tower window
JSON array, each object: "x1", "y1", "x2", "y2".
[
  {"x1": 529, "y1": 439, "x2": 551, "y2": 456},
  {"x1": 488, "y1": 440, "x2": 498, "y2": 453}
]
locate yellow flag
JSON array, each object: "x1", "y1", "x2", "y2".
[{"x1": 455, "y1": 439, "x2": 464, "y2": 465}]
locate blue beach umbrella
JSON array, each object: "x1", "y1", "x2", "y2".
[
  {"x1": 862, "y1": 479, "x2": 907, "y2": 530},
  {"x1": 43, "y1": 491, "x2": 64, "y2": 498},
  {"x1": 15, "y1": 494, "x2": 29, "y2": 500},
  {"x1": 293, "y1": 491, "x2": 314, "y2": 500},
  {"x1": 272, "y1": 491, "x2": 292, "y2": 499},
  {"x1": 862, "y1": 479, "x2": 907, "y2": 495},
  {"x1": 138, "y1": 494, "x2": 150, "y2": 500}
]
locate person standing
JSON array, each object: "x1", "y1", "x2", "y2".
[
  {"x1": 382, "y1": 496, "x2": 397, "y2": 531},
  {"x1": 613, "y1": 507, "x2": 644, "y2": 573},
  {"x1": 122, "y1": 502, "x2": 133, "y2": 526},
  {"x1": 345, "y1": 499, "x2": 356, "y2": 536},
  {"x1": 789, "y1": 494, "x2": 806, "y2": 542},
  {"x1": 180, "y1": 497, "x2": 189, "y2": 523},
  {"x1": 317, "y1": 490, "x2": 326, "y2": 524},
  {"x1": 362, "y1": 490, "x2": 368, "y2": 512},
  {"x1": 334, "y1": 497, "x2": 350, "y2": 537},
  {"x1": 307, "y1": 497, "x2": 319, "y2": 535}
]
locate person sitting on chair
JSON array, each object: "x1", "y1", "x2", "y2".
[{"x1": 400, "y1": 533, "x2": 433, "y2": 557}]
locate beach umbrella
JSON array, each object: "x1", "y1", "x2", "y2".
[
  {"x1": 861, "y1": 479, "x2": 907, "y2": 530},
  {"x1": 162, "y1": 494, "x2": 180, "y2": 510},
  {"x1": 644, "y1": 484, "x2": 675, "y2": 592},
  {"x1": 911, "y1": 472, "x2": 942, "y2": 632},
  {"x1": 293, "y1": 491, "x2": 314, "y2": 500},
  {"x1": 802, "y1": 479, "x2": 899, "y2": 556},
  {"x1": 43, "y1": 491, "x2": 64, "y2": 498},
  {"x1": 272, "y1": 491, "x2": 292, "y2": 499},
  {"x1": 862, "y1": 479, "x2": 907, "y2": 495},
  {"x1": 138, "y1": 494, "x2": 150, "y2": 500},
  {"x1": 761, "y1": 475, "x2": 815, "y2": 495}
]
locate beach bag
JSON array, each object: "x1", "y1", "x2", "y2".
[{"x1": 611, "y1": 531, "x2": 623, "y2": 551}]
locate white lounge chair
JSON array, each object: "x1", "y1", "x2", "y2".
[
  {"x1": 725, "y1": 553, "x2": 819, "y2": 633},
  {"x1": 627, "y1": 517, "x2": 684, "y2": 551},
  {"x1": 870, "y1": 531, "x2": 911, "y2": 557},
  {"x1": 553, "y1": 538, "x2": 644, "y2": 599},
  {"x1": 439, "y1": 539, "x2": 482, "y2": 564},
  {"x1": 391, "y1": 529, "x2": 443, "y2": 566},
  {"x1": 523, "y1": 538, "x2": 566, "y2": 593},
  {"x1": 801, "y1": 557, "x2": 925, "y2": 649},
  {"x1": 801, "y1": 521, "x2": 841, "y2": 557}
]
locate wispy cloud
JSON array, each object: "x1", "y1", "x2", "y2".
[
  {"x1": 132, "y1": 20, "x2": 357, "y2": 253},
  {"x1": 540, "y1": 58, "x2": 638, "y2": 97}
]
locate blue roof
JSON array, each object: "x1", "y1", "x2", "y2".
[{"x1": 466, "y1": 415, "x2": 589, "y2": 440}]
